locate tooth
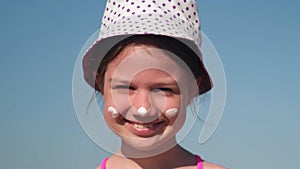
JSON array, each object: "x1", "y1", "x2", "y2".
[
  {"x1": 134, "y1": 123, "x2": 152, "y2": 129},
  {"x1": 149, "y1": 124, "x2": 154, "y2": 129},
  {"x1": 134, "y1": 123, "x2": 143, "y2": 129}
]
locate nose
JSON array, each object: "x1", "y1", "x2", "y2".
[
  {"x1": 131, "y1": 90, "x2": 152, "y2": 117},
  {"x1": 132, "y1": 90, "x2": 151, "y2": 110}
]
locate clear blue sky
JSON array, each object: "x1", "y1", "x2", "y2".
[{"x1": 0, "y1": 0, "x2": 299, "y2": 169}]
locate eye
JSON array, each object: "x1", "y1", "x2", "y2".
[
  {"x1": 112, "y1": 85, "x2": 135, "y2": 91},
  {"x1": 153, "y1": 88, "x2": 173, "y2": 93}
]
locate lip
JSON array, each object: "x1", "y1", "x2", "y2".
[{"x1": 125, "y1": 119, "x2": 167, "y2": 137}]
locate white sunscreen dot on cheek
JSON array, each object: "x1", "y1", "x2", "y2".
[
  {"x1": 107, "y1": 106, "x2": 119, "y2": 119},
  {"x1": 137, "y1": 107, "x2": 147, "y2": 116},
  {"x1": 165, "y1": 108, "x2": 178, "y2": 118}
]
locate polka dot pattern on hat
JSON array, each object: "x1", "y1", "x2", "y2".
[{"x1": 100, "y1": 0, "x2": 201, "y2": 48}]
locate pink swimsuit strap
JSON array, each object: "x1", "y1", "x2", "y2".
[
  {"x1": 100, "y1": 158, "x2": 108, "y2": 169},
  {"x1": 196, "y1": 155, "x2": 203, "y2": 169},
  {"x1": 100, "y1": 155, "x2": 203, "y2": 169}
]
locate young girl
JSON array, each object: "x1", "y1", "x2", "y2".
[{"x1": 80, "y1": 0, "x2": 226, "y2": 168}]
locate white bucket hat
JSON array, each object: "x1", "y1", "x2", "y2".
[{"x1": 83, "y1": 0, "x2": 212, "y2": 94}]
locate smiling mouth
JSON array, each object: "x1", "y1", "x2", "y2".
[
  {"x1": 130, "y1": 120, "x2": 165, "y2": 130},
  {"x1": 133, "y1": 123, "x2": 155, "y2": 129},
  {"x1": 117, "y1": 115, "x2": 167, "y2": 136}
]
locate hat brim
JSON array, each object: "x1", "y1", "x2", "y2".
[
  {"x1": 82, "y1": 14, "x2": 212, "y2": 94},
  {"x1": 83, "y1": 34, "x2": 212, "y2": 95}
]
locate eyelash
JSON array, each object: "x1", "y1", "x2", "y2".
[
  {"x1": 112, "y1": 86, "x2": 173, "y2": 93},
  {"x1": 153, "y1": 88, "x2": 173, "y2": 93},
  {"x1": 113, "y1": 85, "x2": 135, "y2": 90}
]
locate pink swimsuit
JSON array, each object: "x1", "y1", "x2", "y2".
[{"x1": 100, "y1": 155, "x2": 203, "y2": 169}]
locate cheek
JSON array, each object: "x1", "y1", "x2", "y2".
[
  {"x1": 104, "y1": 92, "x2": 132, "y2": 115},
  {"x1": 102, "y1": 82, "x2": 116, "y2": 124},
  {"x1": 166, "y1": 97, "x2": 187, "y2": 132},
  {"x1": 102, "y1": 90, "x2": 124, "y2": 133},
  {"x1": 163, "y1": 90, "x2": 193, "y2": 125},
  {"x1": 166, "y1": 97, "x2": 181, "y2": 108},
  {"x1": 163, "y1": 96, "x2": 182, "y2": 118}
]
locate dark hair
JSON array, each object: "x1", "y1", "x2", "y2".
[{"x1": 95, "y1": 34, "x2": 212, "y2": 95}]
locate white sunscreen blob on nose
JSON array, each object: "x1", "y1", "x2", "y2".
[
  {"x1": 137, "y1": 107, "x2": 147, "y2": 116},
  {"x1": 165, "y1": 108, "x2": 178, "y2": 118},
  {"x1": 107, "y1": 106, "x2": 119, "y2": 118}
]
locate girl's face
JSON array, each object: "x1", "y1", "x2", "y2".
[{"x1": 100, "y1": 45, "x2": 198, "y2": 152}]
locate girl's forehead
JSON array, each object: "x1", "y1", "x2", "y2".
[
  {"x1": 111, "y1": 45, "x2": 170, "y2": 64},
  {"x1": 106, "y1": 45, "x2": 188, "y2": 78}
]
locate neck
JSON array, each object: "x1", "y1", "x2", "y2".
[
  {"x1": 113, "y1": 139, "x2": 196, "y2": 169},
  {"x1": 119, "y1": 137, "x2": 178, "y2": 158}
]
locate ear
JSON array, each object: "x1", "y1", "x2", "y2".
[
  {"x1": 93, "y1": 71, "x2": 102, "y2": 93},
  {"x1": 193, "y1": 77, "x2": 202, "y2": 96},
  {"x1": 196, "y1": 77, "x2": 202, "y2": 87},
  {"x1": 186, "y1": 77, "x2": 202, "y2": 104}
]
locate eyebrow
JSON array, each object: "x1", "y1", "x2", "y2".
[
  {"x1": 108, "y1": 77, "x2": 179, "y2": 86},
  {"x1": 108, "y1": 77, "x2": 130, "y2": 84}
]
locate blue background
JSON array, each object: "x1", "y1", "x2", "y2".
[{"x1": 0, "y1": 0, "x2": 299, "y2": 168}]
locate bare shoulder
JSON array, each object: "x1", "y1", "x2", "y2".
[
  {"x1": 203, "y1": 161, "x2": 227, "y2": 169},
  {"x1": 94, "y1": 165, "x2": 100, "y2": 169}
]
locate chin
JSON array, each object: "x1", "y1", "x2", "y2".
[{"x1": 119, "y1": 130, "x2": 178, "y2": 158}]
